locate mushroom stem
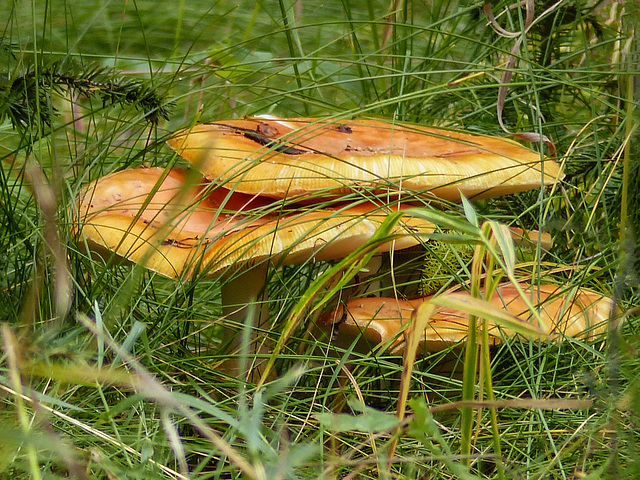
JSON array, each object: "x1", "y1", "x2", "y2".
[
  {"x1": 356, "y1": 254, "x2": 383, "y2": 295},
  {"x1": 379, "y1": 245, "x2": 428, "y2": 297},
  {"x1": 219, "y1": 264, "x2": 271, "y2": 380}
]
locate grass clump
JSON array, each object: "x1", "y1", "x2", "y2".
[{"x1": 1, "y1": 0, "x2": 639, "y2": 478}]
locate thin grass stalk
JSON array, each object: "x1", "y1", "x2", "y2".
[
  {"x1": 171, "y1": 0, "x2": 186, "y2": 55},
  {"x1": 2, "y1": 325, "x2": 43, "y2": 480},
  {"x1": 365, "y1": 0, "x2": 381, "y2": 55},
  {"x1": 339, "y1": 364, "x2": 381, "y2": 469},
  {"x1": 468, "y1": 223, "x2": 505, "y2": 474},
  {"x1": 459, "y1": 229, "x2": 485, "y2": 467},
  {"x1": 340, "y1": 0, "x2": 374, "y2": 101},
  {"x1": 477, "y1": 233, "x2": 504, "y2": 479},
  {"x1": 29, "y1": 0, "x2": 44, "y2": 142},
  {"x1": 392, "y1": 0, "x2": 410, "y2": 118},
  {"x1": 389, "y1": 301, "x2": 437, "y2": 464},
  {"x1": 277, "y1": 0, "x2": 307, "y2": 116},
  {"x1": 473, "y1": 243, "x2": 492, "y2": 451},
  {"x1": 620, "y1": 37, "x2": 636, "y2": 245}
]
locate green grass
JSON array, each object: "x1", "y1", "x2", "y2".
[{"x1": 1, "y1": 0, "x2": 639, "y2": 478}]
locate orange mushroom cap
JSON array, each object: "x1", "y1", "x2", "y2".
[
  {"x1": 75, "y1": 167, "x2": 435, "y2": 279},
  {"x1": 508, "y1": 227, "x2": 553, "y2": 250},
  {"x1": 167, "y1": 117, "x2": 564, "y2": 201},
  {"x1": 317, "y1": 283, "x2": 613, "y2": 354}
]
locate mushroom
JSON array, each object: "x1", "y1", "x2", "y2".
[
  {"x1": 76, "y1": 167, "x2": 434, "y2": 279},
  {"x1": 75, "y1": 166, "x2": 435, "y2": 375},
  {"x1": 167, "y1": 117, "x2": 564, "y2": 201},
  {"x1": 316, "y1": 283, "x2": 613, "y2": 356}
]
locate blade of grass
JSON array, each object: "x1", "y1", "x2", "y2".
[
  {"x1": 2, "y1": 325, "x2": 43, "y2": 480},
  {"x1": 257, "y1": 211, "x2": 408, "y2": 388}
]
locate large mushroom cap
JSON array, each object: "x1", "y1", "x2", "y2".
[
  {"x1": 167, "y1": 117, "x2": 564, "y2": 201},
  {"x1": 318, "y1": 284, "x2": 613, "y2": 354},
  {"x1": 76, "y1": 167, "x2": 435, "y2": 279}
]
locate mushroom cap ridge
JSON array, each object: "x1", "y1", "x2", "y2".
[
  {"x1": 167, "y1": 117, "x2": 564, "y2": 200},
  {"x1": 76, "y1": 167, "x2": 435, "y2": 279}
]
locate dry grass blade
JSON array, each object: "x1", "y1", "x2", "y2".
[
  {"x1": 487, "y1": 0, "x2": 561, "y2": 156},
  {"x1": 2, "y1": 325, "x2": 44, "y2": 480},
  {"x1": 427, "y1": 398, "x2": 594, "y2": 414},
  {"x1": 24, "y1": 162, "x2": 73, "y2": 321},
  {"x1": 388, "y1": 301, "x2": 438, "y2": 461}
]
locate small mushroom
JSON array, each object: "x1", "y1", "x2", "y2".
[
  {"x1": 167, "y1": 117, "x2": 564, "y2": 201},
  {"x1": 317, "y1": 283, "x2": 614, "y2": 355},
  {"x1": 508, "y1": 227, "x2": 553, "y2": 251}
]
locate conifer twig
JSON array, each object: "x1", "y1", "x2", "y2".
[{"x1": 0, "y1": 58, "x2": 173, "y2": 136}]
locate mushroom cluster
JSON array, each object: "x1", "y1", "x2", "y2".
[{"x1": 76, "y1": 116, "x2": 600, "y2": 373}]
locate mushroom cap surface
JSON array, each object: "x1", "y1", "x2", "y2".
[
  {"x1": 167, "y1": 117, "x2": 564, "y2": 201},
  {"x1": 76, "y1": 167, "x2": 435, "y2": 279},
  {"x1": 318, "y1": 284, "x2": 613, "y2": 354},
  {"x1": 508, "y1": 227, "x2": 553, "y2": 250}
]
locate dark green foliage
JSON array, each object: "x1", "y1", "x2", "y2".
[
  {"x1": 0, "y1": 54, "x2": 173, "y2": 137},
  {"x1": 419, "y1": 237, "x2": 474, "y2": 296}
]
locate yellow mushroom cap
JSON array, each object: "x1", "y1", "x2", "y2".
[
  {"x1": 318, "y1": 284, "x2": 614, "y2": 354},
  {"x1": 75, "y1": 167, "x2": 434, "y2": 279},
  {"x1": 508, "y1": 227, "x2": 553, "y2": 250},
  {"x1": 167, "y1": 117, "x2": 564, "y2": 201}
]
